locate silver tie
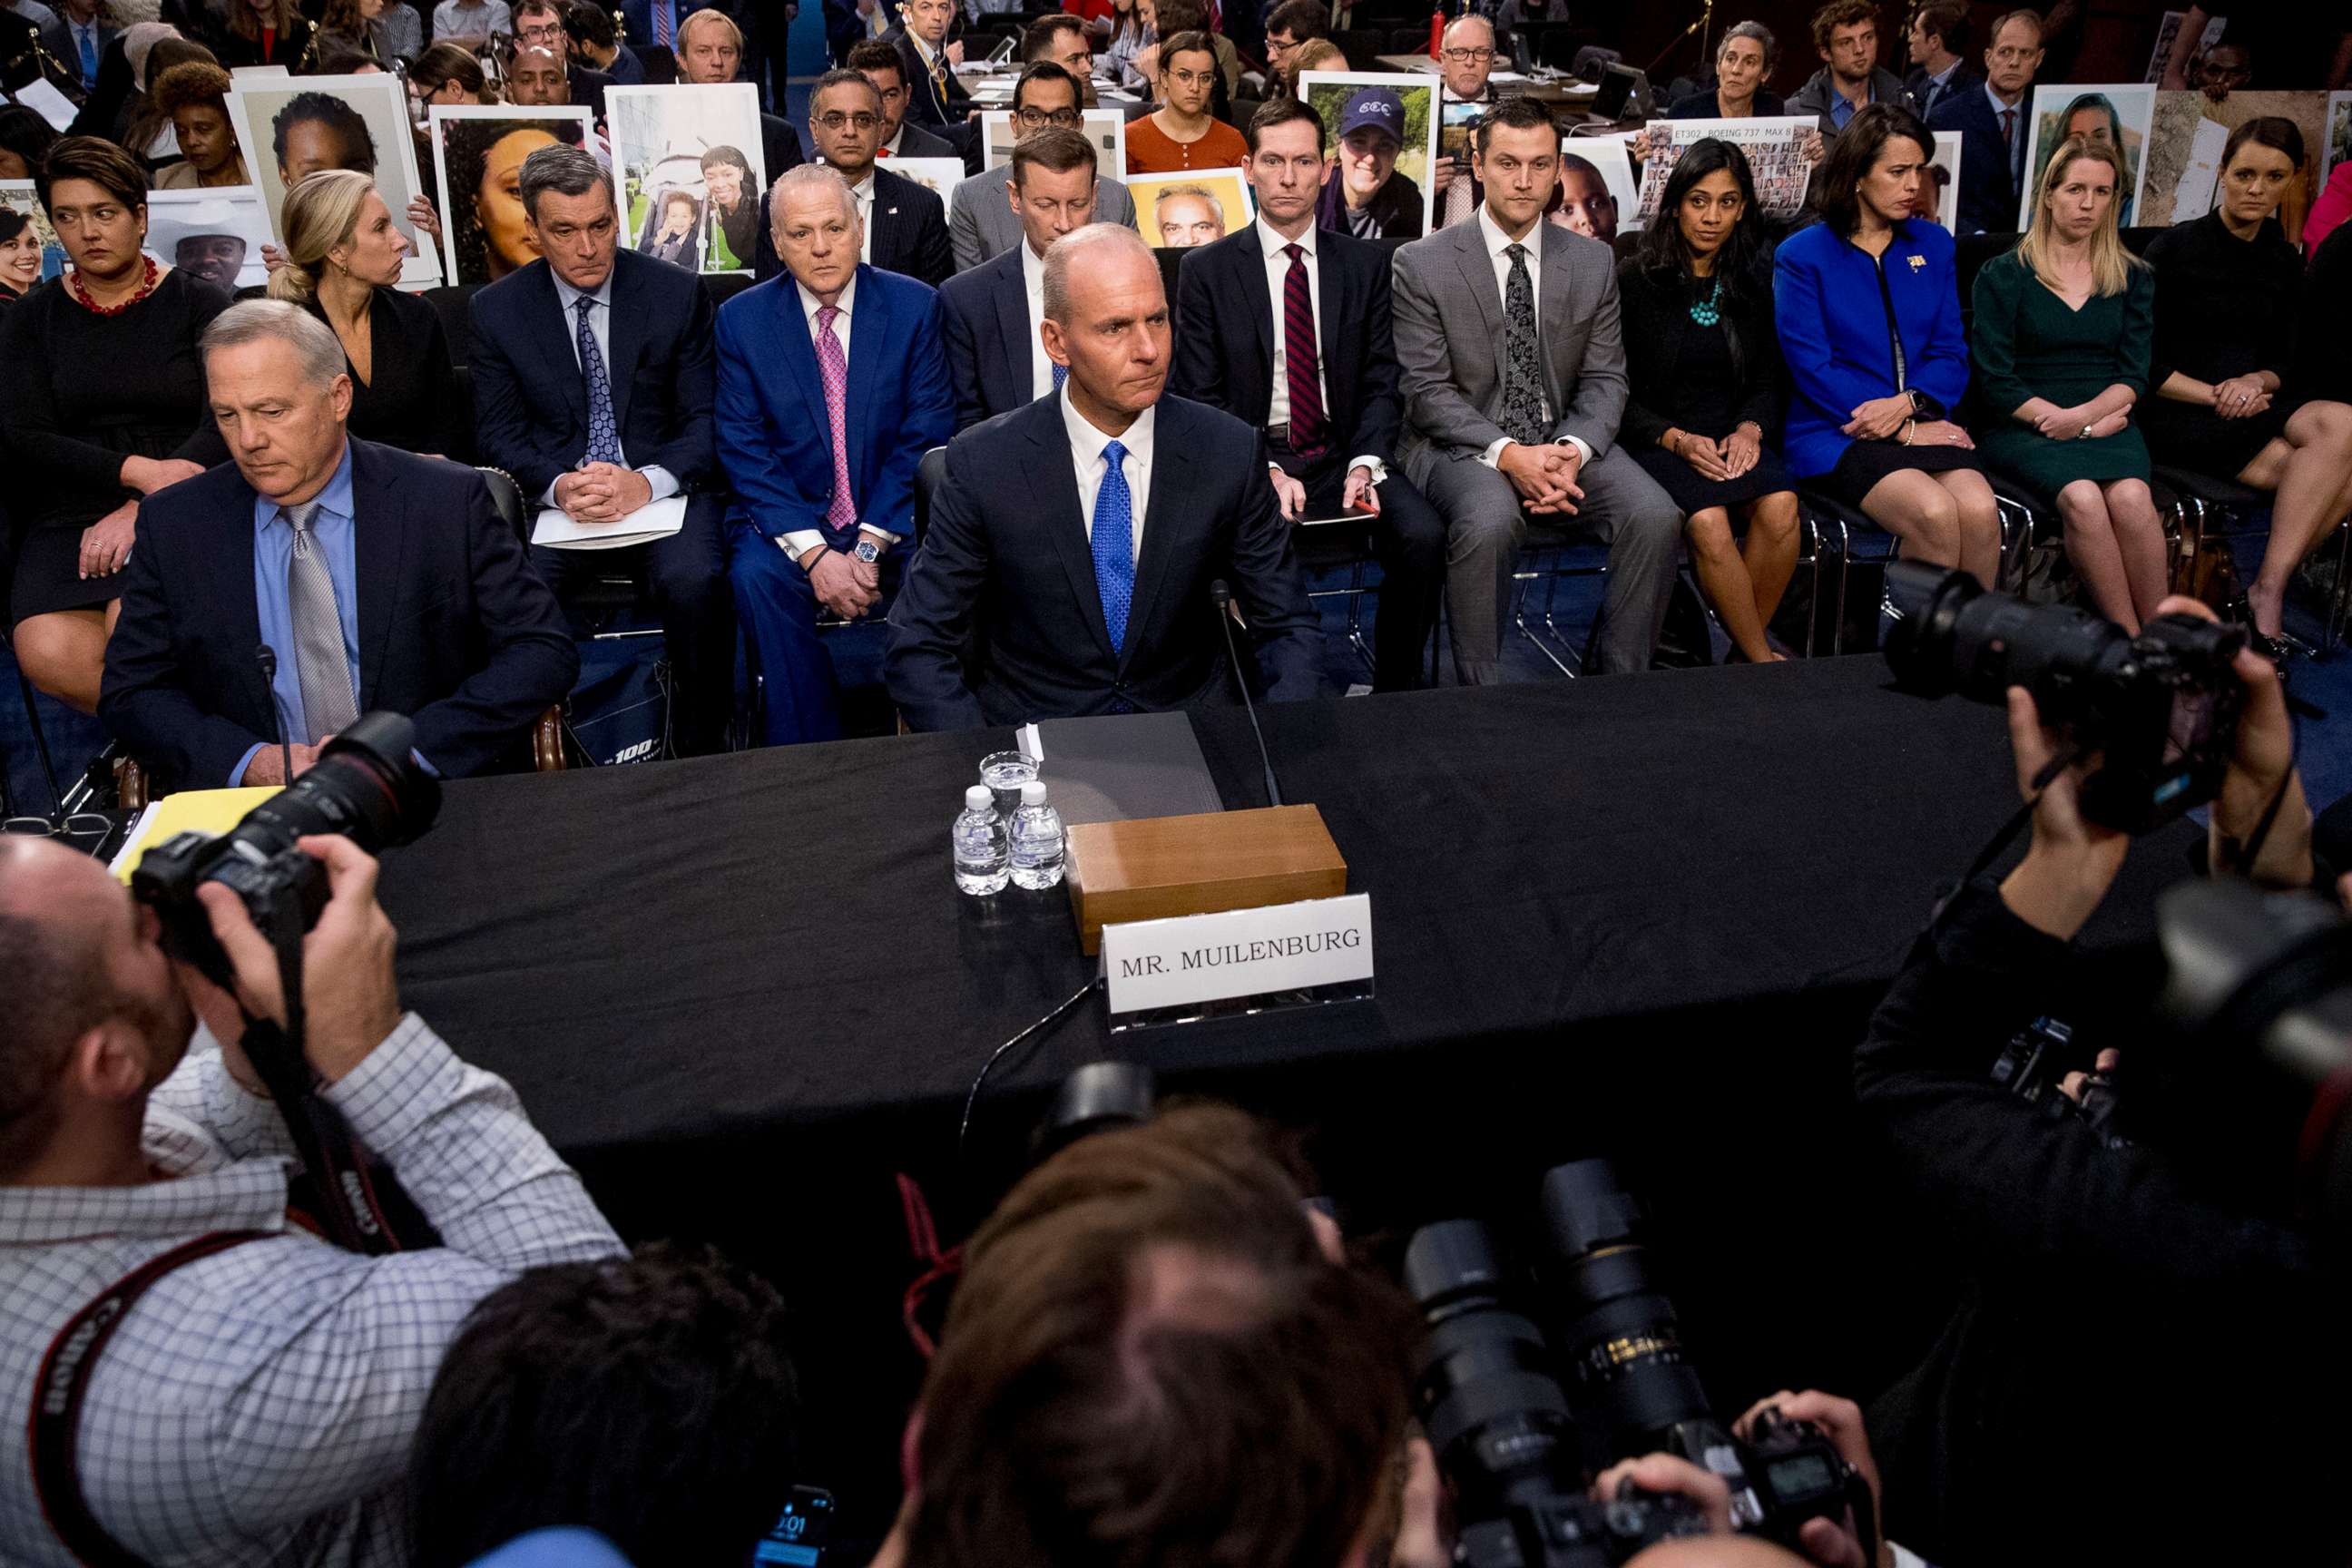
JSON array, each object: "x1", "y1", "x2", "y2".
[{"x1": 283, "y1": 501, "x2": 358, "y2": 739}]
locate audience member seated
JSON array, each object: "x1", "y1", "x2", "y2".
[
  {"x1": 949, "y1": 63, "x2": 1138, "y2": 273},
  {"x1": 1317, "y1": 85, "x2": 1424, "y2": 240},
  {"x1": 1286, "y1": 37, "x2": 1344, "y2": 87},
  {"x1": 1902, "y1": 0, "x2": 1979, "y2": 116},
  {"x1": 2, "y1": 137, "x2": 227, "y2": 716},
  {"x1": 471, "y1": 144, "x2": 735, "y2": 757},
  {"x1": 677, "y1": 7, "x2": 804, "y2": 182},
  {"x1": 434, "y1": 0, "x2": 511, "y2": 44},
  {"x1": 887, "y1": 223, "x2": 1321, "y2": 729},
  {"x1": 1023, "y1": 13, "x2": 1098, "y2": 107},
  {"x1": 0, "y1": 102, "x2": 60, "y2": 180},
  {"x1": 897, "y1": 1102, "x2": 1418, "y2": 1568},
  {"x1": 0, "y1": 208, "x2": 41, "y2": 305},
  {"x1": 719, "y1": 164, "x2": 954, "y2": 746},
  {"x1": 848, "y1": 36, "x2": 956, "y2": 159},
  {"x1": 505, "y1": 42, "x2": 582, "y2": 108},
  {"x1": 1260, "y1": 0, "x2": 1328, "y2": 99},
  {"x1": 1429, "y1": 15, "x2": 1499, "y2": 230},
  {"x1": 1123, "y1": 31, "x2": 1245, "y2": 174},
  {"x1": 780, "y1": 66, "x2": 950, "y2": 288},
  {"x1": 1927, "y1": 8, "x2": 2042, "y2": 236},
  {"x1": 2300, "y1": 223, "x2": 2352, "y2": 409},
  {"x1": 270, "y1": 170, "x2": 470, "y2": 460},
  {"x1": 0, "y1": 828, "x2": 620, "y2": 1565},
  {"x1": 407, "y1": 1246, "x2": 799, "y2": 1568},
  {"x1": 1972, "y1": 138, "x2": 2165, "y2": 631},
  {"x1": 148, "y1": 60, "x2": 249, "y2": 187},
  {"x1": 1787, "y1": 0, "x2": 1910, "y2": 137},
  {"x1": 1142, "y1": 0, "x2": 1238, "y2": 114},
  {"x1": 114, "y1": 36, "x2": 218, "y2": 166},
  {"x1": 1776, "y1": 103, "x2": 1998, "y2": 585},
  {"x1": 408, "y1": 38, "x2": 495, "y2": 109},
  {"x1": 940, "y1": 126, "x2": 1097, "y2": 429},
  {"x1": 1171, "y1": 99, "x2": 1446, "y2": 692},
  {"x1": 38, "y1": 0, "x2": 108, "y2": 92},
  {"x1": 316, "y1": 0, "x2": 417, "y2": 70},
  {"x1": 207, "y1": 0, "x2": 313, "y2": 68},
  {"x1": 888, "y1": 0, "x2": 973, "y2": 147},
  {"x1": 1392, "y1": 97, "x2": 1680, "y2": 681},
  {"x1": 2141, "y1": 117, "x2": 2352, "y2": 645},
  {"x1": 505, "y1": 0, "x2": 610, "y2": 113},
  {"x1": 1102, "y1": 0, "x2": 1149, "y2": 92},
  {"x1": 1666, "y1": 21, "x2": 1786, "y2": 118},
  {"x1": 563, "y1": 0, "x2": 638, "y2": 84},
  {"x1": 1617, "y1": 139, "x2": 1800, "y2": 664},
  {"x1": 102, "y1": 302, "x2": 577, "y2": 786}
]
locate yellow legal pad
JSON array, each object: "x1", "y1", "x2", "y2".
[{"x1": 110, "y1": 787, "x2": 283, "y2": 884}]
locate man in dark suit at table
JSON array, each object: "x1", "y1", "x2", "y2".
[
  {"x1": 887, "y1": 223, "x2": 1322, "y2": 730},
  {"x1": 937, "y1": 125, "x2": 1097, "y2": 430},
  {"x1": 468, "y1": 144, "x2": 735, "y2": 758},
  {"x1": 774, "y1": 67, "x2": 951, "y2": 288},
  {"x1": 719, "y1": 163, "x2": 956, "y2": 747},
  {"x1": 101, "y1": 301, "x2": 575, "y2": 789},
  {"x1": 1391, "y1": 95, "x2": 1680, "y2": 683},
  {"x1": 1927, "y1": 7, "x2": 2042, "y2": 233},
  {"x1": 1171, "y1": 99, "x2": 1445, "y2": 692},
  {"x1": 848, "y1": 37, "x2": 957, "y2": 160}
]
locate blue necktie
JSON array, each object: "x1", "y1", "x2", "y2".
[
  {"x1": 576, "y1": 295, "x2": 621, "y2": 464},
  {"x1": 1092, "y1": 438, "x2": 1134, "y2": 654},
  {"x1": 77, "y1": 24, "x2": 96, "y2": 84}
]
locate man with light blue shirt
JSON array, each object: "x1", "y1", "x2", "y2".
[
  {"x1": 100, "y1": 301, "x2": 576, "y2": 791},
  {"x1": 36, "y1": 0, "x2": 109, "y2": 88}
]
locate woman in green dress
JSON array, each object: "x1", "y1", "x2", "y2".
[{"x1": 1971, "y1": 134, "x2": 2165, "y2": 631}]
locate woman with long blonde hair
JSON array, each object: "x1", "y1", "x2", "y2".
[{"x1": 1970, "y1": 134, "x2": 2165, "y2": 630}]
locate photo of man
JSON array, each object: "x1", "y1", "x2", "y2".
[
  {"x1": 1153, "y1": 182, "x2": 1225, "y2": 244},
  {"x1": 1304, "y1": 81, "x2": 1431, "y2": 239},
  {"x1": 172, "y1": 232, "x2": 247, "y2": 288}
]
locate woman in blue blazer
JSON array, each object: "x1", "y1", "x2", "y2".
[{"x1": 1775, "y1": 103, "x2": 2000, "y2": 587}]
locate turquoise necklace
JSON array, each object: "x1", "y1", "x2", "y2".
[{"x1": 1689, "y1": 276, "x2": 1722, "y2": 327}]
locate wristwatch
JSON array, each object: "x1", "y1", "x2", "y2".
[{"x1": 852, "y1": 538, "x2": 883, "y2": 565}]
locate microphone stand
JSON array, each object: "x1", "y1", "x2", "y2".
[
  {"x1": 1209, "y1": 580, "x2": 1284, "y2": 809},
  {"x1": 1643, "y1": 0, "x2": 1714, "y2": 83}
]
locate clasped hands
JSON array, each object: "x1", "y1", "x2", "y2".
[
  {"x1": 1498, "y1": 439, "x2": 1584, "y2": 515},
  {"x1": 554, "y1": 462, "x2": 655, "y2": 524},
  {"x1": 1842, "y1": 394, "x2": 1974, "y2": 449},
  {"x1": 1666, "y1": 423, "x2": 1764, "y2": 482},
  {"x1": 2030, "y1": 400, "x2": 2131, "y2": 442},
  {"x1": 800, "y1": 541, "x2": 884, "y2": 620},
  {"x1": 1269, "y1": 463, "x2": 1384, "y2": 521},
  {"x1": 2210, "y1": 373, "x2": 2272, "y2": 421}
]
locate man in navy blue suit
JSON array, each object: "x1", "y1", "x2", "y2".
[
  {"x1": 1171, "y1": 98, "x2": 1446, "y2": 691},
  {"x1": 469, "y1": 144, "x2": 735, "y2": 758},
  {"x1": 1927, "y1": 7, "x2": 2043, "y2": 234},
  {"x1": 101, "y1": 302, "x2": 575, "y2": 790},
  {"x1": 937, "y1": 125, "x2": 1098, "y2": 431},
  {"x1": 719, "y1": 163, "x2": 956, "y2": 746},
  {"x1": 886, "y1": 223, "x2": 1322, "y2": 731}
]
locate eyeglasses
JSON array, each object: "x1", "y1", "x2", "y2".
[
  {"x1": 3, "y1": 812, "x2": 115, "y2": 857},
  {"x1": 1165, "y1": 66, "x2": 1215, "y2": 87},
  {"x1": 1015, "y1": 105, "x2": 1083, "y2": 125},
  {"x1": 1441, "y1": 46, "x2": 1494, "y2": 63},
  {"x1": 816, "y1": 111, "x2": 882, "y2": 131},
  {"x1": 515, "y1": 20, "x2": 562, "y2": 41}
]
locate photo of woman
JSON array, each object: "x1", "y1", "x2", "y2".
[{"x1": 427, "y1": 104, "x2": 593, "y2": 284}]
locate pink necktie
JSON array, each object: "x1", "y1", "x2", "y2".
[{"x1": 817, "y1": 305, "x2": 857, "y2": 534}]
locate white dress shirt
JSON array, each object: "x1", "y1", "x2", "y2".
[
  {"x1": 1255, "y1": 217, "x2": 1383, "y2": 485},
  {"x1": 780, "y1": 273, "x2": 898, "y2": 563},
  {"x1": 847, "y1": 171, "x2": 877, "y2": 262},
  {"x1": 545, "y1": 270, "x2": 681, "y2": 507},
  {"x1": 1020, "y1": 240, "x2": 1057, "y2": 400},
  {"x1": 1062, "y1": 384, "x2": 1152, "y2": 564},
  {"x1": 1474, "y1": 203, "x2": 1592, "y2": 469}
]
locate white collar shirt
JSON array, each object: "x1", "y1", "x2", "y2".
[
  {"x1": 1020, "y1": 240, "x2": 1056, "y2": 400},
  {"x1": 1473, "y1": 203, "x2": 1591, "y2": 465},
  {"x1": 544, "y1": 269, "x2": 682, "y2": 505},
  {"x1": 846, "y1": 171, "x2": 877, "y2": 262},
  {"x1": 1061, "y1": 385, "x2": 1152, "y2": 564},
  {"x1": 779, "y1": 272, "x2": 897, "y2": 555}
]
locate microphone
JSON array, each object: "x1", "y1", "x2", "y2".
[
  {"x1": 1209, "y1": 580, "x2": 1283, "y2": 808},
  {"x1": 256, "y1": 644, "x2": 294, "y2": 785}
]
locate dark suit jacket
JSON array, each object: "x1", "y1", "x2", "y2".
[
  {"x1": 884, "y1": 392, "x2": 1323, "y2": 730},
  {"x1": 98, "y1": 441, "x2": 577, "y2": 789},
  {"x1": 887, "y1": 24, "x2": 969, "y2": 129},
  {"x1": 1905, "y1": 60, "x2": 1984, "y2": 118},
  {"x1": 467, "y1": 248, "x2": 719, "y2": 503},
  {"x1": 567, "y1": 62, "x2": 616, "y2": 120},
  {"x1": 37, "y1": 15, "x2": 112, "y2": 83},
  {"x1": 938, "y1": 242, "x2": 1035, "y2": 431},
  {"x1": 1929, "y1": 85, "x2": 2024, "y2": 236},
  {"x1": 1170, "y1": 224, "x2": 1405, "y2": 475},
  {"x1": 886, "y1": 120, "x2": 956, "y2": 160}
]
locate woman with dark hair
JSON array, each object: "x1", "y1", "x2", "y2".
[
  {"x1": 636, "y1": 186, "x2": 701, "y2": 267},
  {"x1": 315, "y1": 0, "x2": 421, "y2": 64},
  {"x1": 2143, "y1": 116, "x2": 2352, "y2": 646},
  {"x1": 208, "y1": 0, "x2": 315, "y2": 67},
  {"x1": 439, "y1": 115, "x2": 579, "y2": 281},
  {"x1": 118, "y1": 36, "x2": 221, "y2": 166},
  {"x1": 408, "y1": 38, "x2": 495, "y2": 106},
  {"x1": 150, "y1": 59, "x2": 250, "y2": 187},
  {"x1": 271, "y1": 89, "x2": 380, "y2": 184},
  {"x1": 1776, "y1": 102, "x2": 1999, "y2": 585},
  {"x1": 0, "y1": 208, "x2": 43, "y2": 303},
  {"x1": 0, "y1": 136, "x2": 228, "y2": 713},
  {"x1": 1667, "y1": 21, "x2": 1787, "y2": 118},
  {"x1": 0, "y1": 103, "x2": 62, "y2": 181},
  {"x1": 1618, "y1": 138, "x2": 1801, "y2": 661},
  {"x1": 2043, "y1": 91, "x2": 2134, "y2": 224}
]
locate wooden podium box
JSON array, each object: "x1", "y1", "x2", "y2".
[{"x1": 1064, "y1": 805, "x2": 1347, "y2": 955}]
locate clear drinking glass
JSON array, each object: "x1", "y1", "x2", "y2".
[{"x1": 977, "y1": 750, "x2": 1039, "y2": 819}]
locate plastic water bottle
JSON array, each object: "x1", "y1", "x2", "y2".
[
  {"x1": 953, "y1": 784, "x2": 1009, "y2": 896},
  {"x1": 1008, "y1": 779, "x2": 1066, "y2": 890}
]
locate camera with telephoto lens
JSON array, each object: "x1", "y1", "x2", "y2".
[
  {"x1": 1992, "y1": 1015, "x2": 2131, "y2": 1149},
  {"x1": 1536, "y1": 1160, "x2": 1876, "y2": 1553},
  {"x1": 1404, "y1": 1220, "x2": 1710, "y2": 1566},
  {"x1": 131, "y1": 711, "x2": 440, "y2": 986},
  {"x1": 1882, "y1": 562, "x2": 2246, "y2": 834}
]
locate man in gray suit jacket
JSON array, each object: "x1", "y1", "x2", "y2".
[
  {"x1": 947, "y1": 63, "x2": 1138, "y2": 272},
  {"x1": 1391, "y1": 96, "x2": 1680, "y2": 681}
]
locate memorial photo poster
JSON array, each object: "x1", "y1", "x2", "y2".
[
  {"x1": 977, "y1": 109, "x2": 1125, "y2": 179},
  {"x1": 1128, "y1": 168, "x2": 1253, "y2": 247},
  {"x1": 227, "y1": 72, "x2": 440, "y2": 287},
  {"x1": 2017, "y1": 83, "x2": 2153, "y2": 230},
  {"x1": 2138, "y1": 89, "x2": 2327, "y2": 238},
  {"x1": 429, "y1": 105, "x2": 594, "y2": 285},
  {"x1": 2143, "y1": 9, "x2": 2225, "y2": 83},
  {"x1": 1635, "y1": 114, "x2": 1817, "y2": 223},
  {"x1": 1298, "y1": 70, "x2": 1439, "y2": 235},
  {"x1": 1921, "y1": 129, "x2": 1961, "y2": 229},
  {"x1": 1556, "y1": 133, "x2": 1638, "y2": 242},
  {"x1": 0, "y1": 179, "x2": 64, "y2": 283},
  {"x1": 879, "y1": 156, "x2": 967, "y2": 201},
  {"x1": 606, "y1": 83, "x2": 767, "y2": 275},
  {"x1": 2326, "y1": 91, "x2": 2351, "y2": 180},
  {"x1": 145, "y1": 188, "x2": 274, "y2": 291}
]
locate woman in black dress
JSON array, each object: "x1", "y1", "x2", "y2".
[
  {"x1": 1, "y1": 137, "x2": 229, "y2": 713},
  {"x1": 268, "y1": 169, "x2": 470, "y2": 458},
  {"x1": 2142, "y1": 117, "x2": 2352, "y2": 644},
  {"x1": 1617, "y1": 139, "x2": 1802, "y2": 662}
]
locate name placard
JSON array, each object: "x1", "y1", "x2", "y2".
[{"x1": 1102, "y1": 895, "x2": 1374, "y2": 1015}]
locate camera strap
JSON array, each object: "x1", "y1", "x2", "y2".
[
  {"x1": 1928, "y1": 746, "x2": 2083, "y2": 935},
  {"x1": 28, "y1": 1230, "x2": 270, "y2": 1568}
]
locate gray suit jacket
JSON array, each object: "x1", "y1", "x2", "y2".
[
  {"x1": 1389, "y1": 216, "x2": 1629, "y2": 479},
  {"x1": 947, "y1": 163, "x2": 1138, "y2": 273}
]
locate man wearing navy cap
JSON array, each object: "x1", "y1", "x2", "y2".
[{"x1": 1316, "y1": 86, "x2": 1426, "y2": 239}]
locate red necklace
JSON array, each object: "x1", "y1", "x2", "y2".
[{"x1": 66, "y1": 255, "x2": 161, "y2": 317}]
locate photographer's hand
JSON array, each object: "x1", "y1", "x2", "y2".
[
  {"x1": 1589, "y1": 1454, "x2": 1733, "y2": 1534},
  {"x1": 1998, "y1": 687, "x2": 2130, "y2": 941},
  {"x1": 2151, "y1": 595, "x2": 2312, "y2": 888},
  {"x1": 192, "y1": 834, "x2": 402, "y2": 1084},
  {"x1": 1732, "y1": 1391, "x2": 1884, "y2": 1568}
]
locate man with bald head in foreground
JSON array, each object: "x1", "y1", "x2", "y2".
[{"x1": 886, "y1": 223, "x2": 1321, "y2": 730}]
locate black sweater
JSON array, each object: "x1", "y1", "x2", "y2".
[{"x1": 1612, "y1": 254, "x2": 1784, "y2": 450}]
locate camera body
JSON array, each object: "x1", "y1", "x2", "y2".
[{"x1": 1883, "y1": 563, "x2": 2246, "y2": 833}]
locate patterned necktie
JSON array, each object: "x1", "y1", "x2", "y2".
[
  {"x1": 1499, "y1": 242, "x2": 1548, "y2": 447},
  {"x1": 653, "y1": 0, "x2": 671, "y2": 46},
  {"x1": 1092, "y1": 438, "x2": 1135, "y2": 654},
  {"x1": 816, "y1": 304, "x2": 858, "y2": 534},
  {"x1": 283, "y1": 501, "x2": 358, "y2": 740},
  {"x1": 1280, "y1": 242, "x2": 1327, "y2": 459},
  {"x1": 576, "y1": 295, "x2": 621, "y2": 465},
  {"x1": 1999, "y1": 106, "x2": 2019, "y2": 182}
]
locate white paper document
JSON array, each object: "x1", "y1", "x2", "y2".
[
  {"x1": 9, "y1": 77, "x2": 79, "y2": 132},
  {"x1": 532, "y1": 495, "x2": 688, "y2": 551}
]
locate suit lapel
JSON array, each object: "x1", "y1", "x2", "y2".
[
  {"x1": 221, "y1": 486, "x2": 264, "y2": 699},
  {"x1": 604, "y1": 256, "x2": 644, "y2": 436},
  {"x1": 1238, "y1": 237, "x2": 1274, "y2": 402},
  {"x1": 348, "y1": 442, "x2": 408, "y2": 705},
  {"x1": 525, "y1": 264, "x2": 588, "y2": 426},
  {"x1": 1022, "y1": 400, "x2": 1115, "y2": 662},
  {"x1": 1449, "y1": 220, "x2": 1507, "y2": 391},
  {"x1": 1314, "y1": 240, "x2": 1346, "y2": 408},
  {"x1": 845, "y1": 265, "x2": 881, "y2": 504},
  {"x1": 990, "y1": 248, "x2": 1031, "y2": 405},
  {"x1": 1124, "y1": 406, "x2": 1188, "y2": 669},
  {"x1": 772, "y1": 276, "x2": 827, "y2": 454},
  {"x1": 1540, "y1": 224, "x2": 1575, "y2": 409}
]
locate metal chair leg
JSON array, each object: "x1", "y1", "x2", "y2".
[
  {"x1": 15, "y1": 671, "x2": 62, "y2": 814},
  {"x1": 1829, "y1": 516, "x2": 1854, "y2": 657}
]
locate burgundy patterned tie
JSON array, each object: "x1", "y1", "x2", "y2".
[
  {"x1": 1281, "y1": 243, "x2": 1327, "y2": 460},
  {"x1": 817, "y1": 305, "x2": 858, "y2": 536}
]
